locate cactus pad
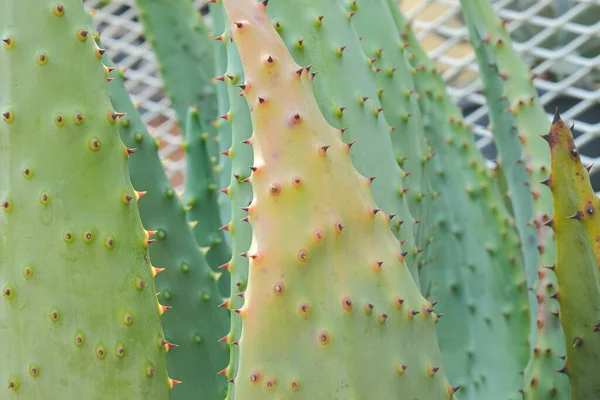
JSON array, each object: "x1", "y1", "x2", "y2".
[
  {"x1": 220, "y1": 0, "x2": 457, "y2": 398},
  {"x1": 545, "y1": 114, "x2": 600, "y2": 400},
  {"x1": 0, "y1": 1, "x2": 171, "y2": 397}
]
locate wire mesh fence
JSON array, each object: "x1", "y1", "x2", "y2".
[{"x1": 84, "y1": 0, "x2": 600, "y2": 190}]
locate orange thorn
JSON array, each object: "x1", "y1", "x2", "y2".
[
  {"x1": 159, "y1": 304, "x2": 172, "y2": 315},
  {"x1": 218, "y1": 262, "x2": 231, "y2": 271},
  {"x1": 168, "y1": 378, "x2": 182, "y2": 389},
  {"x1": 161, "y1": 339, "x2": 178, "y2": 352},
  {"x1": 218, "y1": 299, "x2": 230, "y2": 308},
  {"x1": 217, "y1": 335, "x2": 230, "y2": 343}
]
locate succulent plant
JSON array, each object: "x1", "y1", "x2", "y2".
[
  {"x1": 1, "y1": 0, "x2": 598, "y2": 399},
  {"x1": 265, "y1": 0, "x2": 423, "y2": 285},
  {"x1": 0, "y1": 1, "x2": 172, "y2": 397},
  {"x1": 104, "y1": 56, "x2": 230, "y2": 400},
  {"x1": 210, "y1": 3, "x2": 255, "y2": 398},
  {"x1": 460, "y1": 1, "x2": 570, "y2": 396},
  {"x1": 221, "y1": 1, "x2": 456, "y2": 399},
  {"x1": 544, "y1": 115, "x2": 600, "y2": 399},
  {"x1": 136, "y1": 0, "x2": 232, "y2": 296}
]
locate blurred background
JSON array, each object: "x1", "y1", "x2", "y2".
[{"x1": 83, "y1": 0, "x2": 600, "y2": 190}]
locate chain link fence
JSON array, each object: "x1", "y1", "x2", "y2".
[{"x1": 84, "y1": 0, "x2": 600, "y2": 190}]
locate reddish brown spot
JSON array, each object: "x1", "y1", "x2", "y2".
[
  {"x1": 313, "y1": 229, "x2": 324, "y2": 242},
  {"x1": 264, "y1": 377, "x2": 276, "y2": 390},
  {"x1": 291, "y1": 113, "x2": 302, "y2": 125},
  {"x1": 318, "y1": 331, "x2": 331, "y2": 345},
  {"x1": 378, "y1": 313, "x2": 388, "y2": 324},
  {"x1": 569, "y1": 146, "x2": 579, "y2": 160},
  {"x1": 250, "y1": 371, "x2": 261, "y2": 384},
  {"x1": 297, "y1": 249, "x2": 308, "y2": 261},
  {"x1": 396, "y1": 364, "x2": 408, "y2": 374},
  {"x1": 530, "y1": 377, "x2": 538, "y2": 387},
  {"x1": 269, "y1": 183, "x2": 281, "y2": 195},
  {"x1": 537, "y1": 268, "x2": 547, "y2": 280},
  {"x1": 536, "y1": 294, "x2": 544, "y2": 304},
  {"x1": 393, "y1": 297, "x2": 404, "y2": 309},
  {"x1": 342, "y1": 296, "x2": 353, "y2": 312},
  {"x1": 273, "y1": 283, "x2": 284, "y2": 296},
  {"x1": 298, "y1": 302, "x2": 310, "y2": 316},
  {"x1": 289, "y1": 380, "x2": 300, "y2": 391}
]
